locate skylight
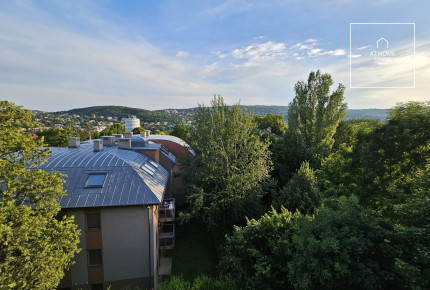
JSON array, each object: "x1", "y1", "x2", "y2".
[
  {"x1": 149, "y1": 161, "x2": 159, "y2": 168},
  {"x1": 141, "y1": 162, "x2": 157, "y2": 176},
  {"x1": 141, "y1": 165, "x2": 154, "y2": 176},
  {"x1": 85, "y1": 173, "x2": 107, "y2": 188}
]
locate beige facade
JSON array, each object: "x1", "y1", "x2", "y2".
[{"x1": 59, "y1": 205, "x2": 158, "y2": 290}]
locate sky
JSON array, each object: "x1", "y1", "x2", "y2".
[{"x1": 0, "y1": 0, "x2": 429, "y2": 111}]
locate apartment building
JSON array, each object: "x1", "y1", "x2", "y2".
[{"x1": 38, "y1": 134, "x2": 185, "y2": 289}]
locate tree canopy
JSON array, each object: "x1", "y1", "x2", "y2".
[
  {"x1": 0, "y1": 101, "x2": 80, "y2": 289},
  {"x1": 100, "y1": 122, "x2": 126, "y2": 136},
  {"x1": 254, "y1": 113, "x2": 287, "y2": 136},
  {"x1": 287, "y1": 70, "x2": 347, "y2": 167},
  {"x1": 179, "y1": 96, "x2": 272, "y2": 229}
]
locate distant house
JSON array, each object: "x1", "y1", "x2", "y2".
[{"x1": 37, "y1": 134, "x2": 189, "y2": 289}]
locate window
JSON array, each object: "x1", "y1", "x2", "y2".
[
  {"x1": 87, "y1": 213, "x2": 100, "y2": 231},
  {"x1": 88, "y1": 249, "x2": 102, "y2": 266},
  {"x1": 149, "y1": 161, "x2": 159, "y2": 168},
  {"x1": 141, "y1": 163, "x2": 156, "y2": 176},
  {"x1": 85, "y1": 173, "x2": 107, "y2": 188}
]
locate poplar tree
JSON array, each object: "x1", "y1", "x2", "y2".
[{"x1": 287, "y1": 70, "x2": 347, "y2": 166}]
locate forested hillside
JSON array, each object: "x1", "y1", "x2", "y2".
[{"x1": 54, "y1": 106, "x2": 181, "y2": 123}]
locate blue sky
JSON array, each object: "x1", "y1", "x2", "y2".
[{"x1": 0, "y1": 0, "x2": 429, "y2": 111}]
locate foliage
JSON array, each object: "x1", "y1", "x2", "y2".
[
  {"x1": 317, "y1": 102, "x2": 430, "y2": 289},
  {"x1": 179, "y1": 96, "x2": 272, "y2": 229},
  {"x1": 131, "y1": 126, "x2": 145, "y2": 134},
  {"x1": 288, "y1": 196, "x2": 379, "y2": 290},
  {"x1": 35, "y1": 126, "x2": 86, "y2": 147},
  {"x1": 270, "y1": 130, "x2": 308, "y2": 187},
  {"x1": 171, "y1": 221, "x2": 218, "y2": 281},
  {"x1": 101, "y1": 123, "x2": 126, "y2": 136},
  {"x1": 0, "y1": 101, "x2": 80, "y2": 289},
  {"x1": 56, "y1": 105, "x2": 181, "y2": 123},
  {"x1": 220, "y1": 207, "x2": 301, "y2": 290},
  {"x1": 273, "y1": 161, "x2": 320, "y2": 214},
  {"x1": 170, "y1": 122, "x2": 190, "y2": 142},
  {"x1": 254, "y1": 113, "x2": 287, "y2": 136},
  {"x1": 287, "y1": 70, "x2": 347, "y2": 167},
  {"x1": 158, "y1": 275, "x2": 235, "y2": 290}
]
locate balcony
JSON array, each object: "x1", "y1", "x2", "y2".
[
  {"x1": 159, "y1": 223, "x2": 175, "y2": 250},
  {"x1": 159, "y1": 198, "x2": 175, "y2": 222}
]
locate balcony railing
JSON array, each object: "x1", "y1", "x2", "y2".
[
  {"x1": 159, "y1": 198, "x2": 175, "y2": 222},
  {"x1": 159, "y1": 223, "x2": 175, "y2": 250}
]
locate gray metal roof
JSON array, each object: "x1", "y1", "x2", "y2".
[
  {"x1": 38, "y1": 142, "x2": 168, "y2": 208},
  {"x1": 147, "y1": 135, "x2": 195, "y2": 155}
]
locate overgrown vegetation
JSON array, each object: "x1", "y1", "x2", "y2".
[{"x1": 163, "y1": 71, "x2": 430, "y2": 289}]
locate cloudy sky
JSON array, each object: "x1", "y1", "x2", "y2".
[{"x1": 1, "y1": 0, "x2": 429, "y2": 111}]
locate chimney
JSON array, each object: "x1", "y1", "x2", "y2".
[
  {"x1": 124, "y1": 132, "x2": 133, "y2": 138},
  {"x1": 140, "y1": 131, "x2": 147, "y2": 138},
  {"x1": 118, "y1": 138, "x2": 132, "y2": 149},
  {"x1": 102, "y1": 136, "x2": 115, "y2": 146},
  {"x1": 145, "y1": 130, "x2": 151, "y2": 137},
  {"x1": 112, "y1": 134, "x2": 123, "y2": 142},
  {"x1": 68, "y1": 137, "x2": 80, "y2": 148},
  {"x1": 94, "y1": 140, "x2": 103, "y2": 152}
]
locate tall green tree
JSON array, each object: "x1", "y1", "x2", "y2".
[
  {"x1": 170, "y1": 122, "x2": 190, "y2": 142},
  {"x1": 288, "y1": 195, "x2": 379, "y2": 290},
  {"x1": 179, "y1": 96, "x2": 272, "y2": 229},
  {"x1": 287, "y1": 70, "x2": 347, "y2": 167},
  {"x1": 273, "y1": 161, "x2": 320, "y2": 214},
  {"x1": 220, "y1": 207, "x2": 300, "y2": 290},
  {"x1": 0, "y1": 101, "x2": 80, "y2": 289},
  {"x1": 317, "y1": 102, "x2": 430, "y2": 289}
]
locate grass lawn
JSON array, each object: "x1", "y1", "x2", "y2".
[{"x1": 169, "y1": 220, "x2": 219, "y2": 281}]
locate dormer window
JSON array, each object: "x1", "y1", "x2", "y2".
[{"x1": 85, "y1": 173, "x2": 107, "y2": 188}]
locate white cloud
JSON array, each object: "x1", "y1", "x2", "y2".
[
  {"x1": 176, "y1": 51, "x2": 189, "y2": 58},
  {"x1": 229, "y1": 41, "x2": 287, "y2": 61},
  {"x1": 356, "y1": 45, "x2": 370, "y2": 50}
]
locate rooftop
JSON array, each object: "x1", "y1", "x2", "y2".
[
  {"x1": 38, "y1": 141, "x2": 168, "y2": 208},
  {"x1": 147, "y1": 134, "x2": 195, "y2": 155}
]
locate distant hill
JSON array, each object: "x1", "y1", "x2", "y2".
[
  {"x1": 171, "y1": 105, "x2": 388, "y2": 121},
  {"x1": 52, "y1": 105, "x2": 388, "y2": 123},
  {"x1": 53, "y1": 106, "x2": 181, "y2": 123},
  {"x1": 344, "y1": 109, "x2": 388, "y2": 120}
]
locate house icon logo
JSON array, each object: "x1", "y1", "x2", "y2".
[{"x1": 377, "y1": 37, "x2": 389, "y2": 49}]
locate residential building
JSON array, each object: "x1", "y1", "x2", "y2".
[{"x1": 38, "y1": 135, "x2": 185, "y2": 289}]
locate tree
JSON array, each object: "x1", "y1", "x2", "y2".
[
  {"x1": 254, "y1": 114, "x2": 287, "y2": 136},
  {"x1": 131, "y1": 126, "x2": 145, "y2": 134},
  {"x1": 100, "y1": 122, "x2": 126, "y2": 136},
  {"x1": 273, "y1": 161, "x2": 320, "y2": 214},
  {"x1": 220, "y1": 207, "x2": 300, "y2": 290},
  {"x1": 170, "y1": 122, "x2": 190, "y2": 141},
  {"x1": 317, "y1": 102, "x2": 430, "y2": 289},
  {"x1": 179, "y1": 96, "x2": 272, "y2": 229},
  {"x1": 0, "y1": 101, "x2": 80, "y2": 289},
  {"x1": 288, "y1": 196, "x2": 379, "y2": 290},
  {"x1": 287, "y1": 70, "x2": 347, "y2": 167},
  {"x1": 35, "y1": 126, "x2": 84, "y2": 147},
  {"x1": 158, "y1": 275, "x2": 235, "y2": 290}
]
